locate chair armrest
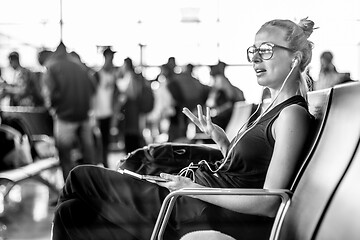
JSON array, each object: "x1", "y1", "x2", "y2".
[{"x1": 151, "y1": 188, "x2": 292, "y2": 240}]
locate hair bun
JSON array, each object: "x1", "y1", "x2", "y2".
[{"x1": 298, "y1": 17, "x2": 316, "y2": 38}]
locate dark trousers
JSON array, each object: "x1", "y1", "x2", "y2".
[
  {"x1": 52, "y1": 166, "x2": 163, "y2": 240},
  {"x1": 52, "y1": 165, "x2": 210, "y2": 240},
  {"x1": 52, "y1": 166, "x2": 273, "y2": 240},
  {"x1": 97, "y1": 117, "x2": 111, "y2": 167}
]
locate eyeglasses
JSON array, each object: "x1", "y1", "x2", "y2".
[{"x1": 247, "y1": 42, "x2": 294, "y2": 63}]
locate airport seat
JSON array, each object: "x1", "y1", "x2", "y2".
[
  {"x1": 277, "y1": 81, "x2": 360, "y2": 240},
  {"x1": 0, "y1": 106, "x2": 53, "y2": 138},
  {"x1": 0, "y1": 124, "x2": 60, "y2": 199},
  {"x1": 314, "y1": 142, "x2": 360, "y2": 240},
  {"x1": 151, "y1": 82, "x2": 360, "y2": 240},
  {"x1": 0, "y1": 107, "x2": 60, "y2": 217}
]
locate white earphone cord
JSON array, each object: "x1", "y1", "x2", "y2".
[{"x1": 179, "y1": 63, "x2": 298, "y2": 178}]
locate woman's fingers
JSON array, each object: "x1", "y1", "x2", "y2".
[
  {"x1": 197, "y1": 105, "x2": 206, "y2": 125},
  {"x1": 157, "y1": 173, "x2": 194, "y2": 192},
  {"x1": 206, "y1": 107, "x2": 211, "y2": 124},
  {"x1": 182, "y1": 108, "x2": 202, "y2": 129},
  {"x1": 159, "y1": 173, "x2": 175, "y2": 180},
  {"x1": 182, "y1": 105, "x2": 213, "y2": 135},
  {"x1": 182, "y1": 107, "x2": 196, "y2": 121}
]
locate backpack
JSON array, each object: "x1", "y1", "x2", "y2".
[{"x1": 119, "y1": 143, "x2": 223, "y2": 175}]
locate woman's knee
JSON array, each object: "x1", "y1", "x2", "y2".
[
  {"x1": 64, "y1": 165, "x2": 113, "y2": 197},
  {"x1": 61, "y1": 165, "x2": 99, "y2": 197},
  {"x1": 68, "y1": 165, "x2": 101, "y2": 180},
  {"x1": 54, "y1": 199, "x2": 80, "y2": 228},
  {"x1": 53, "y1": 199, "x2": 101, "y2": 240},
  {"x1": 180, "y1": 230, "x2": 236, "y2": 240}
]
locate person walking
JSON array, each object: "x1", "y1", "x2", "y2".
[
  {"x1": 42, "y1": 41, "x2": 97, "y2": 181},
  {"x1": 92, "y1": 47, "x2": 118, "y2": 167}
]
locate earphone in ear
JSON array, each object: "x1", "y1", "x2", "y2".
[{"x1": 291, "y1": 58, "x2": 299, "y2": 68}]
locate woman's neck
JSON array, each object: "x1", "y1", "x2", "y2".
[{"x1": 268, "y1": 81, "x2": 299, "y2": 106}]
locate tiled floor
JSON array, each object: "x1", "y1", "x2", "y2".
[
  {"x1": 1, "y1": 181, "x2": 56, "y2": 240},
  {"x1": 0, "y1": 151, "x2": 125, "y2": 240}
]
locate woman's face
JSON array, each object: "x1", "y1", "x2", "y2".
[{"x1": 252, "y1": 26, "x2": 295, "y2": 90}]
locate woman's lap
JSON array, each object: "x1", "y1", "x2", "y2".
[
  {"x1": 53, "y1": 198, "x2": 133, "y2": 240},
  {"x1": 57, "y1": 165, "x2": 166, "y2": 238},
  {"x1": 55, "y1": 165, "x2": 209, "y2": 239},
  {"x1": 180, "y1": 230, "x2": 236, "y2": 240},
  {"x1": 54, "y1": 165, "x2": 273, "y2": 240}
]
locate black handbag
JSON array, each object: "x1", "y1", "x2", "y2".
[{"x1": 118, "y1": 142, "x2": 223, "y2": 176}]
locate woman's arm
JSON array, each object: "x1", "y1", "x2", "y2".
[
  {"x1": 264, "y1": 104, "x2": 311, "y2": 190},
  {"x1": 158, "y1": 173, "x2": 279, "y2": 217},
  {"x1": 182, "y1": 105, "x2": 230, "y2": 156}
]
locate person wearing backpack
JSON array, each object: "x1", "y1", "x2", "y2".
[{"x1": 116, "y1": 57, "x2": 154, "y2": 153}]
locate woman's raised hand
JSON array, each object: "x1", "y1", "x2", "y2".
[
  {"x1": 183, "y1": 105, "x2": 229, "y2": 154},
  {"x1": 182, "y1": 105, "x2": 215, "y2": 136}
]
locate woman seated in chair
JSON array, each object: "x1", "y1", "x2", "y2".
[{"x1": 52, "y1": 17, "x2": 316, "y2": 240}]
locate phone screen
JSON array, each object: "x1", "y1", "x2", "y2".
[{"x1": 118, "y1": 169, "x2": 169, "y2": 182}]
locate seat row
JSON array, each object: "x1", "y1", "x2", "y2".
[{"x1": 0, "y1": 107, "x2": 60, "y2": 211}]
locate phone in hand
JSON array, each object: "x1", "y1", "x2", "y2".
[{"x1": 118, "y1": 168, "x2": 169, "y2": 182}]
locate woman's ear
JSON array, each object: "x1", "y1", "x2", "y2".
[
  {"x1": 292, "y1": 58, "x2": 299, "y2": 68},
  {"x1": 291, "y1": 52, "x2": 303, "y2": 68}
]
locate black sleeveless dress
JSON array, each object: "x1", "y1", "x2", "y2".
[
  {"x1": 52, "y1": 95, "x2": 311, "y2": 240},
  {"x1": 195, "y1": 95, "x2": 309, "y2": 188}
]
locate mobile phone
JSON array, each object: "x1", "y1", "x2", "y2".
[{"x1": 118, "y1": 168, "x2": 169, "y2": 182}]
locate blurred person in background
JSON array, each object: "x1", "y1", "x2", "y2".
[
  {"x1": 38, "y1": 49, "x2": 53, "y2": 67},
  {"x1": 41, "y1": 41, "x2": 97, "y2": 181},
  {"x1": 0, "y1": 68, "x2": 8, "y2": 104},
  {"x1": 167, "y1": 59, "x2": 212, "y2": 142},
  {"x1": 170, "y1": 63, "x2": 211, "y2": 142},
  {"x1": 36, "y1": 49, "x2": 54, "y2": 107},
  {"x1": 178, "y1": 63, "x2": 211, "y2": 116},
  {"x1": 313, "y1": 51, "x2": 354, "y2": 90},
  {"x1": 70, "y1": 50, "x2": 95, "y2": 75},
  {"x1": 146, "y1": 63, "x2": 177, "y2": 142},
  {"x1": 159, "y1": 57, "x2": 186, "y2": 142},
  {"x1": 206, "y1": 61, "x2": 246, "y2": 129},
  {"x1": 148, "y1": 61, "x2": 212, "y2": 143},
  {"x1": 3, "y1": 51, "x2": 42, "y2": 106},
  {"x1": 92, "y1": 47, "x2": 119, "y2": 167},
  {"x1": 116, "y1": 57, "x2": 154, "y2": 153}
]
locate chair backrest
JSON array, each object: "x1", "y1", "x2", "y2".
[
  {"x1": 290, "y1": 88, "x2": 333, "y2": 191},
  {"x1": 0, "y1": 124, "x2": 33, "y2": 171},
  {"x1": 278, "y1": 82, "x2": 360, "y2": 240},
  {"x1": 225, "y1": 102, "x2": 255, "y2": 141},
  {"x1": 314, "y1": 142, "x2": 360, "y2": 240},
  {"x1": 0, "y1": 106, "x2": 53, "y2": 137}
]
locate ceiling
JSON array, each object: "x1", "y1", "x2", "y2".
[{"x1": 1, "y1": 0, "x2": 360, "y2": 80}]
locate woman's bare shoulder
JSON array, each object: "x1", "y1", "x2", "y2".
[{"x1": 279, "y1": 103, "x2": 311, "y2": 123}]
